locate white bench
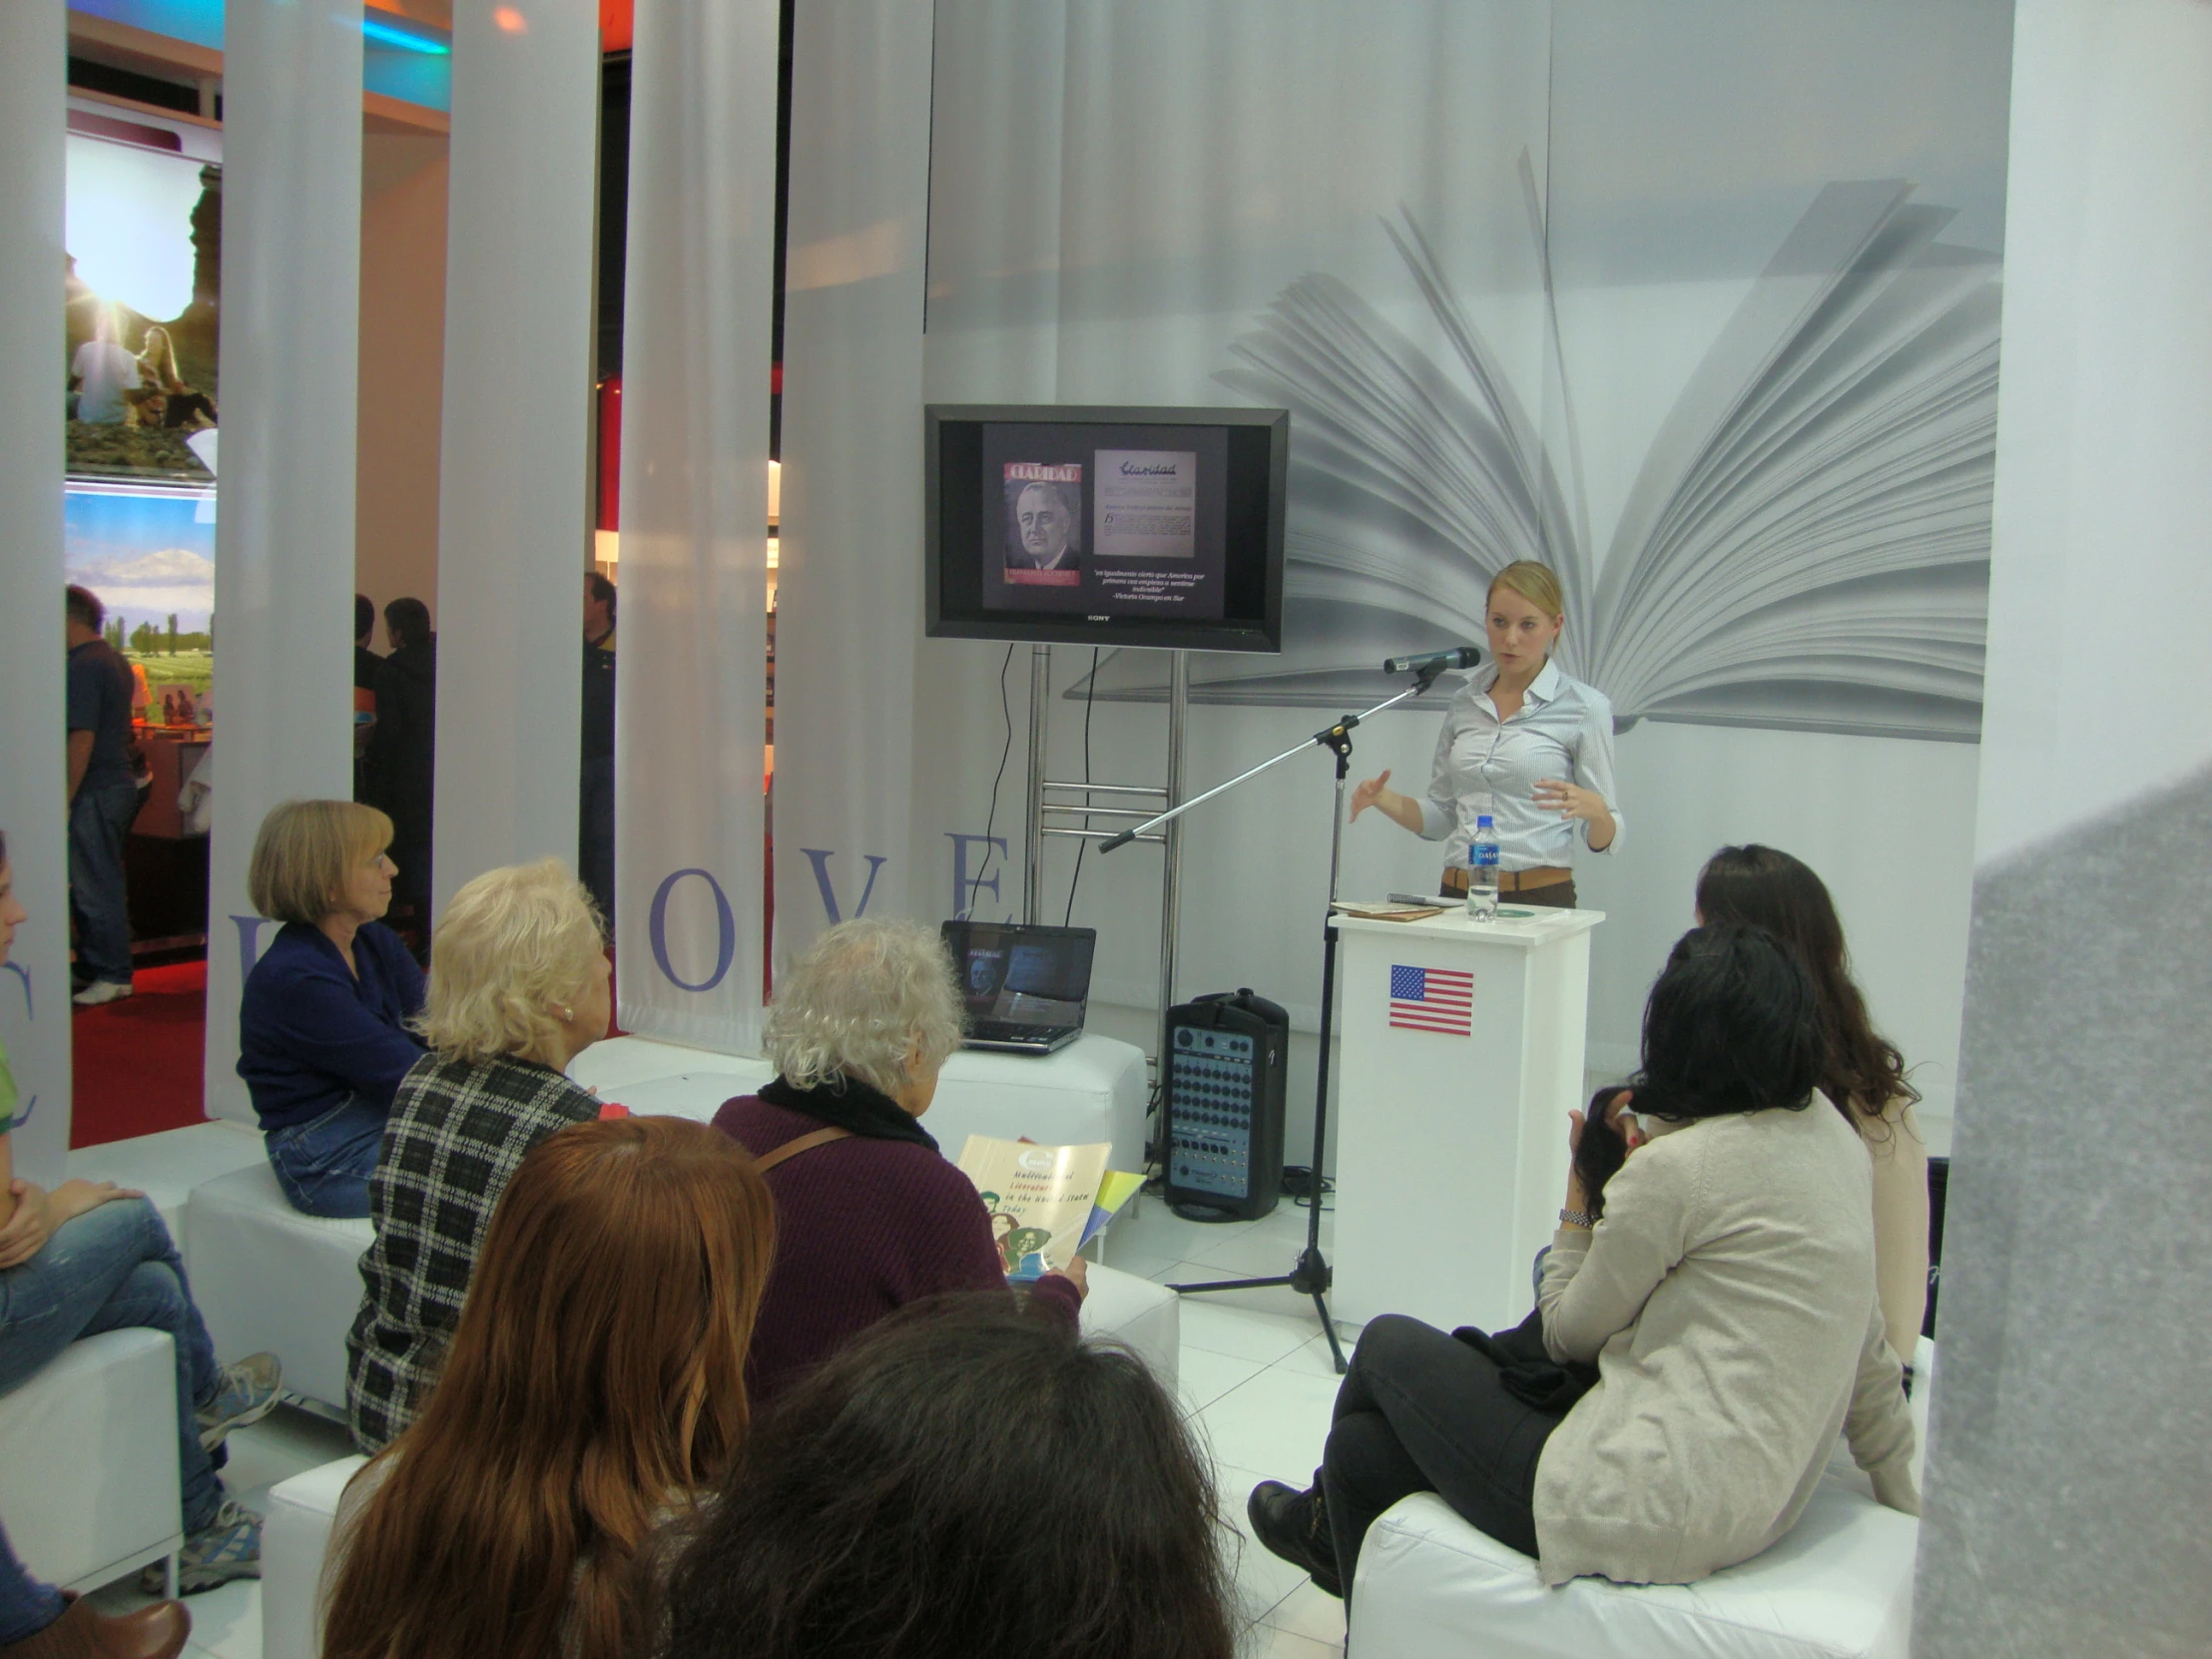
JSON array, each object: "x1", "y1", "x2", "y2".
[
  {"x1": 1349, "y1": 1340, "x2": 1936, "y2": 1658},
  {"x1": 184, "y1": 1162, "x2": 374, "y2": 1412},
  {"x1": 0, "y1": 1330, "x2": 182, "y2": 1595},
  {"x1": 569, "y1": 1032, "x2": 1153, "y2": 1175}
]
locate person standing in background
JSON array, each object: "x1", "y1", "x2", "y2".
[
  {"x1": 353, "y1": 594, "x2": 382, "y2": 802},
  {"x1": 64, "y1": 586, "x2": 140, "y2": 1006},
  {"x1": 579, "y1": 574, "x2": 617, "y2": 929},
  {"x1": 363, "y1": 598, "x2": 436, "y2": 943}
]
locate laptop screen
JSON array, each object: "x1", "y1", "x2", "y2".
[{"x1": 941, "y1": 921, "x2": 1097, "y2": 1029}]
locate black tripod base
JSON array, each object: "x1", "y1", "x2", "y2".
[{"x1": 1168, "y1": 1246, "x2": 1350, "y2": 1375}]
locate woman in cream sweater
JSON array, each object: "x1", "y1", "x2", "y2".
[
  {"x1": 1249, "y1": 924, "x2": 1919, "y2": 1596},
  {"x1": 1694, "y1": 843, "x2": 1930, "y2": 1370}
]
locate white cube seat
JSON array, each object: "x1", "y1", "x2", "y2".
[
  {"x1": 263, "y1": 1453, "x2": 368, "y2": 1659},
  {"x1": 1350, "y1": 1338, "x2": 1936, "y2": 1658},
  {"x1": 66, "y1": 1119, "x2": 267, "y2": 1239},
  {"x1": 1075, "y1": 1262, "x2": 1179, "y2": 1386},
  {"x1": 184, "y1": 1162, "x2": 373, "y2": 1411},
  {"x1": 0, "y1": 1330, "x2": 182, "y2": 1594}
]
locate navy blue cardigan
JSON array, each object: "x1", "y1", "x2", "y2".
[{"x1": 237, "y1": 921, "x2": 427, "y2": 1132}]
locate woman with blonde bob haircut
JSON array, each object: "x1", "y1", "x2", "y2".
[
  {"x1": 239, "y1": 799, "x2": 427, "y2": 1216},
  {"x1": 323, "y1": 1115, "x2": 775, "y2": 1659},
  {"x1": 1352, "y1": 559, "x2": 1624, "y2": 910},
  {"x1": 344, "y1": 858, "x2": 614, "y2": 1450},
  {"x1": 712, "y1": 918, "x2": 1086, "y2": 1401}
]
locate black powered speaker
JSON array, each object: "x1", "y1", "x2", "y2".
[{"x1": 1164, "y1": 989, "x2": 1289, "y2": 1221}]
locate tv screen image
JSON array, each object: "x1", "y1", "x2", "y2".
[{"x1": 927, "y1": 404, "x2": 1288, "y2": 653}]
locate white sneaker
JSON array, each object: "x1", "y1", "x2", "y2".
[{"x1": 72, "y1": 978, "x2": 134, "y2": 1006}]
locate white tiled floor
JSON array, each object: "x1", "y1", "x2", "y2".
[
  {"x1": 75, "y1": 1193, "x2": 1353, "y2": 1659},
  {"x1": 1105, "y1": 1192, "x2": 1356, "y2": 1657}
]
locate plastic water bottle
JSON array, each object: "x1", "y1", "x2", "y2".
[{"x1": 1466, "y1": 815, "x2": 1500, "y2": 921}]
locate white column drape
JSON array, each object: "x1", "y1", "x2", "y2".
[
  {"x1": 430, "y1": 0, "x2": 599, "y2": 918},
  {"x1": 1914, "y1": 2, "x2": 2212, "y2": 1650},
  {"x1": 202, "y1": 0, "x2": 363, "y2": 1123},
  {"x1": 0, "y1": 0, "x2": 73, "y2": 1178},
  {"x1": 612, "y1": 0, "x2": 776, "y2": 1048},
  {"x1": 769, "y1": 0, "x2": 936, "y2": 974}
]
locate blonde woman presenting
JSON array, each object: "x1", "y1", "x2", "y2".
[{"x1": 1353, "y1": 561, "x2": 1621, "y2": 908}]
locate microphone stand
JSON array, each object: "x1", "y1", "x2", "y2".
[{"x1": 1100, "y1": 660, "x2": 1455, "y2": 1374}]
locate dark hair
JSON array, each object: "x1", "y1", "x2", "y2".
[
  {"x1": 655, "y1": 1296, "x2": 1236, "y2": 1659},
  {"x1": 1694, "y1": 845, "x2": 1919, "y2": 1124},
  {"x1": 1632, "y1": 924, "x2": 1822, "y2": 1123},
  {"x1": 384, "y1": 596, "x2": 432, "y2": 651},
  {"x1": 354, "y1": 593, "x2": 374, "y2": 639},
  {"x1": 1572, "y1": 1083, "x2": 1634, "y2": 1219},
  {"x1": 585, "y1": 571, "x2": 616, "y2": 617},
  {"x1": 65, "y1": 585, "x2": 105, "y2": 631}
]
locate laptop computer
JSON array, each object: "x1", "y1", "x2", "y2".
[{"x1": 941, "y1": 920, "x2": 1097, "y2": 1055}]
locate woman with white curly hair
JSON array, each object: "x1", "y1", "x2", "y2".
[{"x1": 712, "y1": 918, "x2": 1086, "y2": 1401}]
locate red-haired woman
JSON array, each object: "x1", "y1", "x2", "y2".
[{"x1": 320, "y1": 1115, "x2": 776, "y2": 1659}]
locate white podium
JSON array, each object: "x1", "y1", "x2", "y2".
[{"x1": 1331, "y1": 903, "x2": 1604, "y2": 1335}]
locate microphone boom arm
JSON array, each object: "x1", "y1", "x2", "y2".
[{"x1": 1097, "y1": 665, "x2": 1445, "y2": 852}]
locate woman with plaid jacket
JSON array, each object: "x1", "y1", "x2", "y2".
[{"x1": 344, "y1": 859, "x2": 613, "y2": 1452}]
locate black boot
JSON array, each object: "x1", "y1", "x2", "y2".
[{"x1": 1247, "y1": 1478, "x2": 1344, "y2": 1597}]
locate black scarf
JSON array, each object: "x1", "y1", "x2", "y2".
[
  {"x1": 1453, "y1": 1308, "x2": 1601, "y2": 1416},
  {"x1": 757, "y1": 1073, "x2": 938, "y2": 1154}
]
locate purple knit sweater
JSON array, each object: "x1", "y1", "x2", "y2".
[{"x1": 713, "y1": 1093, "x2": 1083, "y2": 1401}]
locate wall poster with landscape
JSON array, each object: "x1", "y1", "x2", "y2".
[
  {"x1": 64, "y1": 126, "x2": 221, "y2": 486},
  {"x1": 63, "y1": 119, "x2": 221, "y2": 706}
]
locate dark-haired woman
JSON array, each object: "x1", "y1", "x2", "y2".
[
  {"x1": 1251, "y1": 925, "x2": 1919, "y2": 1597},
  {"x1": 654, "y1": 1296, "x2": 1235, "y2": 1659},
  {"x1": 1695, "y1": 843, "x2": 1929, "y2": 1366}
]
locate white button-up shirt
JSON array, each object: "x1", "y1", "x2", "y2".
[{"x1": 1416, "y1": 659, "x2": 1624, "y2": 871}]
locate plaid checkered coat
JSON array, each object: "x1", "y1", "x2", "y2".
[{"x1": 344, "y1": 1050, "x2": 600, "y2": 1451}]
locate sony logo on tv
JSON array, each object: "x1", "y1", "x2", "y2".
[{"x1": 1087, "y1": 615, "x2": 1110, "y2": 622}]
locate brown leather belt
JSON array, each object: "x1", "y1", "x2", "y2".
[{"x1": 1441, "y1": 864, "x2": 1572, "y2": 895}]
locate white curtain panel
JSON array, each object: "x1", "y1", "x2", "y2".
[
  {"x1": 0, "y1": 0, "x2": 72, "y2": 1176},
  {"x1": 613, "y1": 0, "x2": 776, "y2": 1049},
  {"x1": 203, "y1": 0, "x2": 363, "y2": 1123},
  {"x1": 771, "y1": 0, "x2": 936, "y2": 975},
  {"x1": 769, "y1": 0, "x2": 2007, "y2": 1117},
  {"x1": 1915, "y1": 2, "x2": 2212, "y2": 1651},
  {"x1": 430, "y1": 0, "x2": 599, "y2": 918}
]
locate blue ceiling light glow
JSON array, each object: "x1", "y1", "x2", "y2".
[{"x1": 361, "y1": 17, "x2": 451, "y2": 56}]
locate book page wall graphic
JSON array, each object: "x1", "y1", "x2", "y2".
[{"x1": 1081, "y1": 182, "x2": 1997, "y2": 745}]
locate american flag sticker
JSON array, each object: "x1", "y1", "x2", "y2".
[{"x1": 1388, "y1": 964, "x2": 1473, "y2": 1036}]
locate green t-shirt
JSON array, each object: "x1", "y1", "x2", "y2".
[{"x1": 0, "y1": 1035, "x2": 17, "y2": 1138}]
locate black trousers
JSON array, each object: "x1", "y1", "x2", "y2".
[{"x1": 1322, "y1": 1314, "x2": 1560, "y2": 1589}]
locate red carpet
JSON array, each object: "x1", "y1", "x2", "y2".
[
  {"x1": 71, "y1": 960, "x2": 211, "y2": 1148},
  {"x1": 68, "y1": 950, "x2": 633, "y2": 1148}
]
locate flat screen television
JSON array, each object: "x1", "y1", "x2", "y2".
[{"x1": 925, "y1": 403, "x2": 1289, "y2": 653}]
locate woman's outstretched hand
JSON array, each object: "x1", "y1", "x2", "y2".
[{"x1": 1350, "y1": 770, "x2": 1393, "y2": 820}]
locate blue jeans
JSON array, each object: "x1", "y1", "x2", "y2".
[
  {"x1": 579, "y1": 754, "x2": 616, "y2": 932},
  {"x1": 0, "y1": 1515, "x2": 64, "y2": 1645},
  {"x1": 68, "y1": 779, "x2": 140, "y2": 986},
  {"x1": 0, "y1": 1199, "x2": 223, "y2": 1533},
  {"x1": 265, "y1": 1096, "x2": 387, "y2": 1219}
]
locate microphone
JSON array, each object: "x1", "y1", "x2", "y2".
[{"x1": 1382, "y1": 645, "x2": 1482, "y2": 676}]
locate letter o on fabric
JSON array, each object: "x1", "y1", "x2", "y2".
[{"x1": 648, "y1": 867, "x2": 737, "y2": 993}]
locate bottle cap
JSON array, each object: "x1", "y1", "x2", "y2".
[{"x1": 1476, "y1": 815, "x2": 1493, "y2": 828}]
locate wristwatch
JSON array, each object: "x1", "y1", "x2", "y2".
[{"x1": 1558, "y1": 1207, "x2": 1596, "y2": 1229}]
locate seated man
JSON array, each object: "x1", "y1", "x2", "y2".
[{"x1": 711, "y1": 918, "x2": 1087, "y2": 1401}]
